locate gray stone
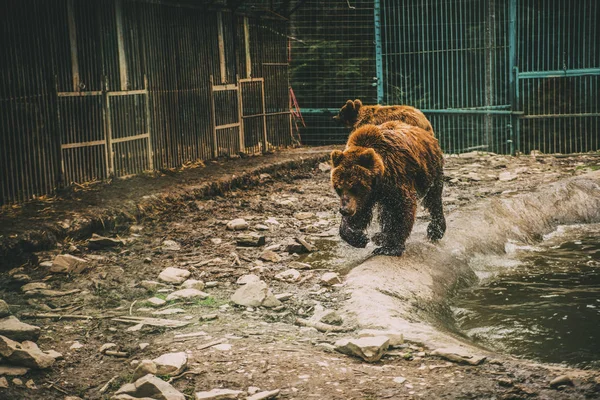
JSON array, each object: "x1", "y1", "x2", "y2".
[
  {"x1": 0, "y1": 316, "x2": 40, "y2": 341},
  {"x1": 259, "y1": 250, "x2": 281, "y2": 263},
  {"x1": 274, "y1": 293, "x2": 293, "y2": 302},
  {"x1": 226, "y1": 218, "x2": 249, "y2": 231},
  {"x1": 264, "y1": 217, "x2": 280, "y2": 226},
  {"x1": 274, "y1": 269, "x2": 301, "y2": 282},
  {"x1": 288, "y1": 261, "x2": 312, "y2": 270},
  {"x1": 181, "y1": 279, "x2": 205, "y2": 291},
  {"x1": 147, "y1": 297, "x2": 167, "y2": 307},
  {"x1": 152, "y1": 308, "x2": 185, "y2": 315},
  {"x1": 113, "y1": 374, "x2": 185, "y2": 400},
  {"x1": 129, "y1": 225, "x2": 144, "y2": 234},
  {"x1": 140, "y1": 281, "x2": 164, "y2": 291},
  {"x1": 153, "y1": 352, "x2": 187, "y2": 375},
  {"x1": 158, "y1": 267, "x2": 190, "y2": 284},
  {"x1": 230, "y1": 281, "x2": 281, "y2": 308},
  {"x1": 0, "y1": 300, "x2": 10, "y2": 318},
  {"x1": 236, "y1": 274, "x2": 261, "y2": 285},
  {"x1": 318, "y1": 310, "x2": 343, "y2": 326},
  {"x1": 550, "y1": 375, "x2": 574, "y2": 388},
  {"x1": 0, "y1": 377, "x2": 7, "y2": 388},
  {"x1": 161, "y1": 240, "x2": 182, "y2": 251},
  {"x1": 236, "y1": 233, "x2": 265, "y2": 247},
  {"x1": 50, "y1": 254, "x2": 88, "y2": 274},
  {"x1": 498, "y1": 171, "x2": 517, "y2": 181},
  {"x1": 0, "y1": 364, "x2": 29, "y2": 376},
  {"x1": 20, "y1": 282, "x2": 49, "y2": 293},
  {"x1": 334, "y1": 336, "x2": 390, "y2": 362},
  {"x1": 318, "y1": 162, "x2": 332, "y2": 172},
  {"x1": 254, "y1": 224, "x2": 270, "y2": 231},
  {"x1": 320, "y1": 272, "x2": 342, "y2": 286},
  {"x1": 99, "y1": 343, "x2": 117, "y2": 353},
  {"x1": 358, "y1": 329, "x2": 404, "y2": 347},
  {"x1": 11, "y1": 274, "x2": 31, "y2": 283},
  {"x1": 294, "y1": 212, "x2": 315, "y2": 220},
  {"x1": 194, "y1": 388, "x2": 244, "y2": 400},
  {"x1": 0, "y1": 336, "x2": 55, "y2": 369},
  {"x1": 88, "y1": 234, "x2": 123, "y2": 249},
  {"x1": 247, "y1": 389, "x2": 280, "y2": 400},
  {"x1": 132, "y1": 360, "x2": 157, "y2": 381},
  {"x1": 431, "y1": 348, "x2": 486, "y2": 366},
  {"x1": 166, "y1": 289, "x2": 210, "y2": 301}
]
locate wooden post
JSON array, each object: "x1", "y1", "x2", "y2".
[
  {"x1": 260, "y1": 79, "x2": 268, "y2": 152},
  {"x1": 103, "y1": 78, "x2": 114, "y2": 176},
  {"x1": 237, "y1": 76, "x2": 245, "y2": 152},
  {"x1": 217, "y1": 12, "x2": 227, "y2": 84},
  {"x1": 209, "y1": 75, "x2": 218, "y2": 158},
  {"x1": 243, "y1": 17, "x2": 252, "y2": 78},
  {"x1": 144, "y1": 75, "x2": 154, "y2": 170},
  {"x1": 66, "y1": 0, "x2": 80, "y2": 91},
  {"x1": 115, "y1": 0, "x2": 129, "y2": 91}
]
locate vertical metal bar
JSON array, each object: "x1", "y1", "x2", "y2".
[
  {"x1": 508, "y1": 0, "x2": 517, "y2": 155},
  {"x1": 261, "y1": 79, "x2": 268, "y2": 152},
  {"x1": 374, "y1": 0, "x2": 384, "y2": 104},
  {"x1": 103, "y1": 80, "x2": 114, "y2": 176},
  {"x1": 236, "y1": 75, "x2": 245, "y2": 152},
  {"x1": 115, "y1": 0, "x2": 129, "y2": 91},
  {"x1": 67, "y1": 0, "x2": 80, "y2": 91},
  {"x1": 209, "y1": 75, "x2": 218, "y2": 158},
  {"x1": 144, "y1": 75, "x2": 154, "y2": 170}
]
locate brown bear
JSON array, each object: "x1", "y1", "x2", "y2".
[
  {"x1": 333, "y1": 99, "x2": 434, "y2": 133},
  {"x1": 330, "y1": 120, "x2": 445, "y2": 256}
]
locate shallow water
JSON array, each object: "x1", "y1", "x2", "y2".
[{"x1": 452, "y1": 224, "x2": 600, "y2": 368}]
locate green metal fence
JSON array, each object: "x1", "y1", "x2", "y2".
[{"x1": 292, "y1": 0, "x2": 600, "y2": 155}]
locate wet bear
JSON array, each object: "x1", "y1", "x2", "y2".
[
  {"x1": 333, "y1": 99, "x2": 434, "y2": 134},
  {"x1": 330, "y1": 121, "x2": 445, "y2": 256}
]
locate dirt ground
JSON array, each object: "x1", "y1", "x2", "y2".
[{"x1": 1, "y1": 149, "x2": 600, "y2": 399}]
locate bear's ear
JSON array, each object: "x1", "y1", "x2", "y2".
[
  {"x1": 343, "y1": 100, "x2": 354, "y2": 110},
  {"x1": 357, "y1": 148, "x2": 384, "y2": 175},
  {"x1": 353, "y1": 99, "x2": 363, "y2": 111},
  {"x1": 331, "y1": 150, "x2": 344, "y2": 167}
]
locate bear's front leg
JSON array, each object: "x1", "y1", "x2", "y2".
[
  {"x1": 338, "y1": 208, "x2": 372, "y2": 248},
  {"x1": 373, "y1": 193, "x2": 417, "y2": 256}
]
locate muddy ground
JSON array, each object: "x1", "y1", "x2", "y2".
[{"x1": 1, "y1": 149, "x2": 600, "y2": 399}]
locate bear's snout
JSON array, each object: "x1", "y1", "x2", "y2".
[{"x1": 339, "y1": 206, "x2": 353, "y2": 217}]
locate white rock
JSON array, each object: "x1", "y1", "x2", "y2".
[
  {"x1": 147, "y1": 297, "x2": 167, "y2": 307},
  {"x1": 431, "y1": 348, "x2": 486, "y2": 365},
  {"x1": 0, "y1": 377, "x2": 7, "y2": 388},
  {"x1": 498, "y1": 171, "x2": 517, "y2": 181},
  {"x1": 166, "y1": 289, "x2": 210, "y2": 301},
  {"x1": 247, "y1": 389, "x2": 280, "y2": 400},
  {"x1": 274, "y1": 269, "x2": 301, "y2": 282},
  {"x1": 318, "y1": 162, "x2": 332, "y2": 172},
  {"x1": 114, "y1": 373, "x2": 185, "y2": 400},
  {"x1": 294, "y1": 212, "x2": 315, "y2": 220},
  {"x1": 158, "y1": 267, "x2": 191, "y2": 284},
  {"x1": 152, "y1": 308, "x2": 185, "y2": 315},
  {"x1": 358, "y1": 329, "x2": 404, "y2": 347},
  {"x1": 195, "y1": 388, "x2": 244, "y2": 400},
  {"x1": 0, "y1": 300, "x2": 10, "y2": 318},
  {"x1": 213, "y1": 343, "x2": 232, "y2": 351},
  {"x1": 230, "y1": 281, "x2": 281, "y2": 308},
  {"x1": 236, "y1": 274, "x2": 261, "y2": 285},
  {"x1": 70, "y1": 341, "x2": 84, "y2": 350},
  {"x1": 393, "y1": 376, "x2": 407, "y2": 384},
  {"x1": 50, "y1": 254, "x2": 88, "y2": 274},
  {"x1": 320, "y1": 272, "x2": 342, "y2": 286},
  {"x1": 0, "y1": 316, "x2": 41, "y2": 341},
  {"x1": 181, "y1": 279, "x2": 205, "y2": 291},
  {"x1": 0, "y1": 365, "x2": 30, "y2": 376},
  {"x1": 334, "y1": 336, "x2": 390, "y2": 362},
  {"x1": 259, "y1": 250, "x2": 282, "y2": 263},
  {"x1": 264, "y1": 217, "x2": 280, "y2": 226},
  {"x1": 140, "y1": 280, "x2": 164, "y2": 291},
  {"x1": 226, "y1": 219, "x2": 249, "y2": 231},
  {"x1": 99, "y1": 343, "x2": 117, "y2": 353},
  {"x1": 0, "y1": 336, "x2": 55, "y2": 369},
  {"x1": 153, "y1": 352, "x2": 187, "y2": 375},
  {"x1": 162, "y1": 240, "x2": 182, "y2": 251},
  {"x1": 139, "y1": 343, "x2": 149, "y2": 350},
  {"x1": 274, "y1": 293, "x2": 293, "y2": 302}
]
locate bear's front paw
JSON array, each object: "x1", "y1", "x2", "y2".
[
  {"x1": 371, "y1": 232, "x2": 385, "y2": 246},
  {"x1": 427, "y1": 220, "x2": 446, "y2": 241},
  {"x1": 340, "y1": 226, "x2": 368, "y2": 248},
  {"x1": 372, "y1": 246, "x2": 404, "y2": 256}
]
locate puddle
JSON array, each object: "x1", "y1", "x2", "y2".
[
  {"x1": 298, "y1": 238, "x2": 371, "y2": 274},
  {"x1": 452, "y1": 224, "x2": 600, "y2": 368}
]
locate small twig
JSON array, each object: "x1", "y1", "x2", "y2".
[
  {"x1": 46, "y1": 381, "x2": 69, "y2": 395},
  {"x1": 167, "y1": 370, "x2": 205, "y2": 384},
  {"x1": 98, "y1": 375, "x2": 119, "y2": 394},
  {"x1": 295, "y1": 318, "x2": 354, "y2": 333},
  {"x1": 104, "y1": 350, "x2": 128, "y2": 358},
  {"x1": 129, "y1": 300, "x2": 138, "y2": 316},
  {"x1": 20, "y1": 313, "x2": 94, "y2": 320},
  {"x1": 196, "y1": 338, "x2": 226, "y2": 350}
]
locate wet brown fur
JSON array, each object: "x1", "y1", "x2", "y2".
[
  {"x1": 330, "y1": 121, "x2": 445, "y2": 255},
  {"x1": 333, "y1": 99, "x2": 434, "y2": 133}
]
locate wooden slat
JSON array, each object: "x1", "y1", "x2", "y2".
[
  {"x1": 212, "y1": 84, "x2": 238, "y2": 92},
  {"x1": 108, "y1": 89, "x2": 148, "y2": 96},
  {"x1": 61, "y1": 140, "x2": 105, "y2": 150},
  {"x1": 244, "y1": 16, "x2": 252, "y2": 78},
  {"x1": 239, "y1": 77, "x2": 264, "y2": 83},
  {"x1": 215, "y1": 122, "x2": 240, "y2": 130},
  {"x1": 217, "y1": 12, "x2": 227, "y2": 83},
  {"x1": 58, "y1": 91, "x2": 102, "y2": 97},
  {"x1": 115, "y1": 0, "x2": 128, "y2": 91},
  {"x1": 111, "y1": 133, "x2": 149, "y2": 144},
  {"x1": 66, "y1": 0, "x2": 80, "y2": 91}
]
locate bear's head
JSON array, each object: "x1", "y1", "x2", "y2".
[
  {"x1": 330, "y1": 146, "x2": 384, "y2": 217},
  {"x1": 333, "y1": 99, "x2": 363, "y2": 128}
]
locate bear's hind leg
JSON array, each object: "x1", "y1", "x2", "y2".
[
  {"x1": 373, "y1": 195, "x2": 417, "y2": 256},
  {"x1": 423, "y1": 180, "x2": 446, "y2": 241}
]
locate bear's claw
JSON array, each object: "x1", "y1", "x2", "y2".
[{"x1": 372, "y1": 246, "x2": 404, "y2": 256}]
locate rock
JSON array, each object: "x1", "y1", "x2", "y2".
[
  {"x1": 45, "y1": 349, "x2": 63, "y2": 360},
  {"x1": 158, "y1": 267, "x2": 191, "y2": 284},
  {"x1": 147, "y1": 297, "x2": 167, "y2": 307},
  {"x1": 358, "y1": 329, "x2": 404, "y2": 347},
  {"x1": 140, "y1": 280, "x2": 164, "y2": 291},
  {"x1": 254, "y1": 224, "x2": 270, "y2": 231},
  {"x1": 99, "y1": 343, "x2": 117, "y2": 353},
  {"x1": 247, "y1": 389, "x2": 280, "y2": 400},
  {"x1": 166, "y1": 289, "x2": 210, "y2": 301},
  {"x1": 152, "y1": 352, "x2": 187, "y2": 375},
  {"x1": 0, "y1": 300, "x2": 10, "y2": 318},
  {"x1": 393, "y1": 376, "x2": 407, "y2": 384},
  {"x1": 70, "y1": 341, "x2": 84, "y2": 350},
  {"x1": 213, "y1": 343, "x2": 232, "y2": 351},
  {"x1": 550, "y1": 375, "x2": 574, "y2": 388},
  {"x1": 88, "y1": 234, "x2": 124, "y2": 249},
  {"x1": 114, "y1": 374, "x2": 185, "y2": 400},
  {"x1": 152, "y1": 308, "x2": 185, "y2": 316},
  {"x1": 248, "y1": 387, "x2": 260, "y2": 395},
  {"x1": 274, "y1": 269, "x2": 301, "y2": 282},
  {"x1": 318, "y1": 162, "x2": 332, "y2": 172},
  {"x1": 236, "y1": 233, "x2": 265, "y2": 247},
  {"x1": 431, "y1": 348, "x2": 486, "y2": 365},
  {"x1": 129, "y1": 225, "x2": 144, "y2": 234},
  {"x1": 0, "y1": 336, "x2": 55, "y2": 369},
  {"x1": 205, "y1": 281, "x2": 219, "y2": 288},
  {"x1": 318, "y1": 310, "x2": 343, "y2": 326},
  {"x1": 334, "y1": 336, "x2": 390, "y2": 362},
  {"x1": 200, "y1": 314, "x2": 218, "y2": 321},
  {"x1": 211, "y1": 238, "x2": 222, "y2": 245},
  {"x1": 259, "y1": 250, "x2": 281, "y2": 263},
  {"x1": 264, "y1": 217, "x2": 280, "y2": 226},
  {"x1": 11, "y1": 274, "x2": 31, "y2": 283},
  {"x1": 0, "y1": 377, "x2": 7, "y2": 388},
  {"x1": 286, "y1": 237, "x2": 316, "y2": 253},
  {"x1": 194, "y1": 388, "x2": 244, "y2": 399},
  {"x1": 320, "y1": 272, "x2": 342, "y2": 286},
  {"x1": 132, "y1": 360, "x2": 157, "y2": 380},
  {"x1": 498, "y1": 171, "x2": 517, "y2": 181},
  {"x1": 50, "y1": 254, "x2": 88, "y2": 274},
  {"x1": 12, "y1": 378, "x2": 23, "y2": 386},
  {"x1": 181, "y1": 279, "x2": 205, "y2": 291},
  {"x1": 161, "y1": 240, "x2": 182, "y2": 251},
  {"x1": 226, "y1": 219, "x2": 249, "y2": 231},
  {"x1": 25, "y1": 379, "x2": 36, "y2": 389},
  {"x1": 230, "y1": 281, "x2": 281, "y2": 308},
  {"x1": 274, "y1": 293, "x2": 293, "y2": 302},
  {"x1": 294, "y1": 212, "x2": 315, "y2": 220},
  {"x1": 0, "y1": 365, "x2": 29, "y2": 375},
  {"x1": 38, "y1": 261, "x2": 53, "y2": 268},
  {"x1": 0, "y1": 316, "x2": 41, "y2": 341},
  {"x1": 288, "y1": 261, "x2": 311, "y2": 270},
  {"x1": 236, "y1": 274, "x2": 261, "y2": 285},
  {"x1": 64, "y1": 397, "x2": 84, "y2": 400}
]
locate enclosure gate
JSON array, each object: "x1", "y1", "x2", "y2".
[{"x1": 58, "y1": 79, "x2": 153, "y2": 185}]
